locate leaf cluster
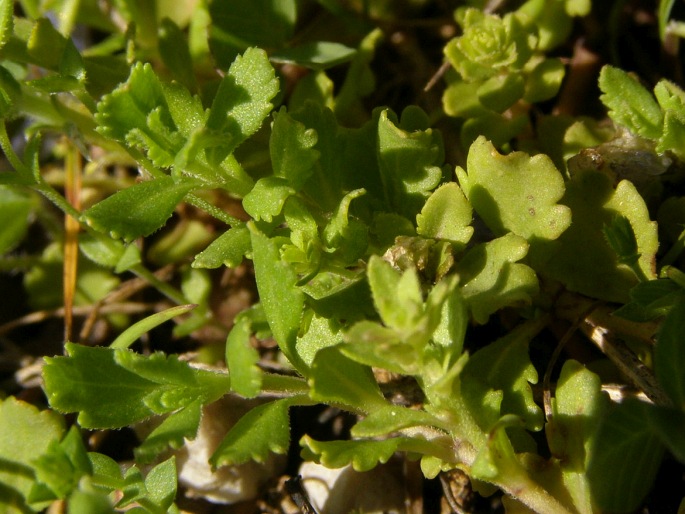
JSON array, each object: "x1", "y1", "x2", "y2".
[{"x1": 1, "y1": 1, "x2": 685, "y2": 513}]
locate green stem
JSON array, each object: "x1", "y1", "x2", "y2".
[
  {"x1": 261, "y1": 372, "x2": 311, "y2": 396},
  {"x1": 660, "y1": 227, "x2": 685, "y2": 267},
  {"x1": 0, "y1": 121, "x2": 33, "y2": 179},
  {"x1": 187, "y1": 193, "x2": 242, "y2": 226},
  {"x1": 130, "y1": 264, "x2": 189, "y2": 306}
]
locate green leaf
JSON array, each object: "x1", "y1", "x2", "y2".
[
  {"x1": 204, "y1": 47, "x2": 279, "y2": 166},
  {"x1": 646, "y1": 405, "x2": 685, "y2": 463},
  {"x1": 0, "y1": 0, "x2": 13, "y2": 53},
  {"x1": 242, "y1": 177, "x2": 295, "y2": 222},
  {"x1": 210, "y1": 399, "x2": 292, "y2": 467},
  {"x1": 0, "y1": 397, "x2": 65, "y2": 514},
  {"x1": 208, "y1": 0, "x2": 297, "y2": 68},
  {"x1": 142, "y1": 457, "x2": 177, "y2": 512},
  {"x1": 300, "y1": 435, "x2": 415, "y2": 472},
  {"x1": 67, "y1": 488, "x2": 114, "y2": 514},
  {"x1": 603, "y1": 215, "x2": 646, "y2": 281},
  {"x1": 226, "y1": 315, "x2": 262, "y2": 398},
  {"x1": 79, "y1": 232, "x2": 141, "y2": 271},
  {"x1": 524, "y1": 57, "x2": 565, "y2": 103},
  {"x1": 588, "y1": 399, "x2": 664, "y2": 512},
  {"x1": 95, "y1": 61, "x2": 172, "y2": 143},
  {"x1": 659, "y1": 0, "x2": 677, "y2": 41},
  {"x1": 477, "y1": 72, "x2": 525, "y2": 112},
  {"x1": 249, "y1": 222, "x2": 306, "y2": 373},
  {"x1": 351, "y1": 405, "x2": 445, "y2": 438},
  {"x1": 547, "y1": 361, "x2": 604, "y2": 466},
  {"x1": 470, "y1": 415, "x2": 525, "y2": 481},
  {"x1": 543, "y1": 170, "x2": 658, "y2": 303},
  {"x1": 654, "y1": 296, "x2": 685, "y2": 408},
  {"x1": 192, "y1": 225, "x2": 250, "y2": 269},
  {"x1": 81, "y1": 176, "x2": 197, "y2": 242},
  {"x1": 654, "y1": 79, "x2": 685, "y2": 159},
  {"x1": 462, "y1": 319, "x2": 544, "y2": 432},
  {"x1": 270, "y1": 41, "x2": 356, "y2": 70},
  {"x1": 457, "y1": 234, "x2": 539, "y2": 324},
  {"x1": 546, "y1": 361, "x2": 605, "y2": 514},
  {"x1": 27, "y1": 17, "x2": 68, "y2": 69},
  {"x1": 377, "y1": 109, "x2": 444, "y2": 219},
  {"x1": 457, "y1": 136, "x2": 571, "y2": 266},
  {"x1": 43, "y1": 343, "x2": 230, "y2": 428},
  {"x1": 110, "y1": 304, "x2": 198, "y2": 349},
  {"x1": 270, "y1": 108, "x2": 320, "y2": 190},
  {"x1": 367, "y1": 255, "x2": 423, "y2": 333},
  {"x1": 0, "y1": 185, "x2": 34, "y2": 254},
  {"x1": 31, "y1": 426, "x2": 92, "y2": 501},
  {"x1": 295, "y1": 313, "x2": 344, "y2": 367},
  {"x1": 135, "y1": 400, "x2": 202, "y2": 464},
  {"x1": 416, "y1": 182, "x2": 474, "y2": 249},
  {"x1": 158, "y1": 17, "x2": 197, "y2": 93},
  {"x1": 598, "y1": 65, "x2": 663, "y2": 140},
  {"x1": 309, "y1": 346, "x2": 386, "y2": 412}
]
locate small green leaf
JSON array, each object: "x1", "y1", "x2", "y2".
[
  {"x1": 270, "y1": 41, "x2": 356, "y2": 70},
  {"x1": 458, "y1": 234, "x2": 539, "y2": 324},
  {"x1": 377, "y1": 109, "x2": 444, "y2": 219},
  {"x1": 31, "y1": 426, "x2": 92, "y2": 501},
  {"x1": 249, "y1": 222, "x2": 306, "y2": 373},
  {"x1": 462, "y1": 319, "x2": 544, "y2": 432},
  {"x1": 135, "y1": 400, "x2": 202, "y2": 464},
  {"x1": 27, "y1": 17, "x2": 68, "y2": 69},
  {"x1": 204, "y1": 47, "x2": 279, "y2": 165},
  {"x1": 603, "y1": 215, "x2": 642, "y2": 274},
  {"x1": 210, "y1": 399, "x2": 292, "y2": 467},
  {"x1": 598, "y1": 65, "x2": 663, "y2": 140},
  {"x1": 142, "y1": 457, "x2": 177, "y2": 512},
  {"x1": 300, "y1": 435, "x2": 414, "y2": 472},
  {"x1": 0, "y1": 185, "x2": 33, "y2": 254},
  {"x1": 477, "y1": 72, "x2": 525, "y2": 112},
  {"x1": 192, "y1": 225, "x2": 250, "y2": 269},
  {"x1": 654, "y1": 296, "x2": 685, "y2": 409},
  {"x1": 158, "y1": 17, "x2": 197, "y2": 92},
  {"x1": 226, "y1": 315, "x2": 262, "y2": 398},
  {"x1": 458, "y1": 136, "x2": 571, "y2": 266},
  {"x1": 270, "y1": 108, "x2": 320, "y2": 190},
  {"x1": 81, "y1": 176, "x2": 197, "y2": 242},
  {"x1": 43, "y1": 343, "x2": 230, "y2": 428},
  {"x1": 470, "y1": 415, "x2": 524, "y2": 481},
  {"x1": 543, "y1": 170, "x2": 658, "y2": 303},
  {"x1": 79, "y1": 232, "x2": 141, "y2": 271},
  {"x1": 242, "y1": 177, "x2": 295, "y2": 222},
  {"x1": 110, "y1": 304, "x2": 197, "y2": 349},
  {"x1": 659, "y1": 0, "x2": 677, "y2": 41},
  {"x1": 0, "y1": 397, "x2": 65, "y2": 513},
  {"x1": 367, "y1": 255, "x2": 423, "y2": 332},
  {"x1": 66, "y1": 488, "x2": 114, "y2": 514},
  {"x1": 524, "y1": 58, "x2": 565, "y2": 103},
  {"x1": 208, "y1": 0, "x2": 297, "y2": 68},
  {"x1": 547, "y1": 360, "x2": 605, "y2": 467},
  {"x1": 416, "y1": 182, "x2": 473, "y2": 249},
  {"x1": 309, "y1": 346, "x2": 386, "y2": 412},
  {"x1": 352, "y1": 405, "x2": 444, "y2": 438},
  {"x1": 588, "y1": 399, "x2": 664, "y2": 512}
]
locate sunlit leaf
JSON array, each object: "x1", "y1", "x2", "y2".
[
  {"x1": 43, "y1": 343, "x2": 230, "y2": 428},
  {"x1": 210, "y1": 399, "x2": 292, "y2": 467},
  {"x1": 81, "y1": 176, "x2": 197, "y2": 242},
  {"x1": 599, "y1": 65, "x2": 663, "y2": 140}
]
